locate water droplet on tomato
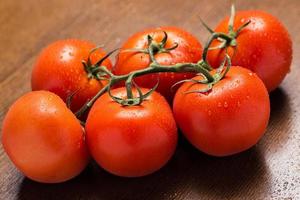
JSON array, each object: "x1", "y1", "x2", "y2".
[
  {"x1": 223, "y1": 102, "x2": 228, "y2": 108},
  {"x1": 237, "y1": 101, "x2": 241, "y2": 107},
  {"x1": 218, "y1": 102, "x2": 222, "y2": 107},
  {"x1": 208, "y1": 110, "x2": 212, "y2": 116},
  {"x1": 234, "y1": 79, "x2": 240, "y2": 87}
]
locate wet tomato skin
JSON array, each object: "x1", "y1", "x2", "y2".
[
  {"x1": 86, "y1": 88, "x2": 178, "y2": 177},
  {"x1": 1, "y1": 91, "x2": 89, "y2": 183},
  {"x1": 31, "y1": 39, "x2": 112, "y2": 112},
  {"x1": 113, "y1": 26, "x2": 202, "y2": 102},
  {"x1": 207, "y1": 10, "x2": 292, "y2": 92},
  {"x1": 173, "y1": 67, "x2": 270, "y2": 156}
]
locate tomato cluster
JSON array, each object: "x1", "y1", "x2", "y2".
[{"x1": 1, "y1": 7, "x2": 292, "y2": 183}]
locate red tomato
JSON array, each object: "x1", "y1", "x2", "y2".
[
  {"x1": 113, "y1": 26, "x2": 202, "y2": 102},
  {"x1": 86, "y1": 88, "x2": 178, "y2": 177},
  {"x1": 173, "y1": 67, "x2": 270, "y2": 156},
  {"x1": 207, "y1": 10, "x2": 292, "y2": 92},
  {"x1": 1, "y1": 91, "x2": 89, "y2": 183},
  {"x1": 31, "y1": 39, "x2": 112, "y2": 112}
]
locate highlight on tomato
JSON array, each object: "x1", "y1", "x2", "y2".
[
  {"x1": 31, "y1": 39, "x2": 113, "y2": 113},
  {"x1": 173, "y1": 66, "x2": 270, "y2": 156},
  {"x1": 207, "y1": 9, "x2": 292, "y2": 92},
  {"x1": 113, "y1": 26, "x2": 203, "y2": 102},
  {"x1": 1, "y1": 91, "x2": 89, "y2": 183},
  {"x1": 86, "y1": 87, "x2": 178, "y2": 177}
]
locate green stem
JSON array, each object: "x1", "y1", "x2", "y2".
[
  {"x1": 75, "y1": 61, "x2": 214, "y2": 117},
  {"x1": 125, "y1": 74, "x2": 135, "y2": 99},
  {"x1": 75, "y1": 84, "x2": 110, "y2": 118},
  {"x1": 202, "y1": 32, "x2": 233, "y2": 63},
  {"x1": 148, "y1": 43, "x2": 159, "y2": 64},
  {"x1": 228, "y1": 3, "x2": 236, "y2": 33}
]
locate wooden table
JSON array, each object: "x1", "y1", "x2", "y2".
[{"x1": 1, "y1": 0, "x2": 299, "y2": 199}]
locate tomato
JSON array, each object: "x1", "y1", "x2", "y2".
[
  {"x1": 86, "y1": 88, "x2": 178, "y2": 177},
  {"x1": 113, "y1": 26, "x2": 202, "y2": 102},
  {"x1": 173, "y1": 67, "x2": 270, "y2": 156},
  {"x1": 1, "y1": 91, "x2": 89, "y2": 183},
  {"x1": 31, "y1": 39, "x2": 112, "y2": 112},
  {"x1": 207, "y1": 10, "x2": 292, "y2": 92}
]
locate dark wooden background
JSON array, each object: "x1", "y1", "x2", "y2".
[{"x1": 0, "y1": 0, "x2": 299, "y2": 199}]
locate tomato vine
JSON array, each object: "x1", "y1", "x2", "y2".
[{"x1": 75, "y1": 4, "x2": 248, "y2": 118}]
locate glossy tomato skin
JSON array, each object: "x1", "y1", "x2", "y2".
[
  {"x1": 173, "y1": 67, "x2": 270, "y2": 156},
  {"x1": 207, "y1": 11, "x2": 292, "y2": 92},
  {"x1": 86, "y1": 88, "x2": 178, "y2": 177},
  {"x1": 1, "y1": 91, "x2": 89, "y2": 183},
  {"x1": 31, "y1": 39, "x2": 112, "y2": 112},
  {"x1": 113, "y1": 26, "x2": 202, "y2": 102}
]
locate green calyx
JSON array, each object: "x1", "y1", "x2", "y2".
[
  {"x1": 122, "y1": 31, "x2": 179, "y2": 64},
  {"x1": 201, "y1": 4, "x2": 251, "y2": 53},
  {"x1": 147, "y1": 31, "x2": 179, "y2": 55},
  {"x1": 82, "y1": 47, "x2": 119, "y2": 81},
  {"x1": 82, "y1": 62, "x2": 102, "y2": 80}
]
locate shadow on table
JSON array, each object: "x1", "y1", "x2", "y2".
[
  {"x1": 17, "y1": 135, "x2": 269, "y2": 200},
  {"x1": 264, "y1": 87, "x2": 292, "y2": 150},
  {"x1": 17, "y1": 89, "x2": 293, "y2": 200}
]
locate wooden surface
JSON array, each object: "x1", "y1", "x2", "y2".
[{"x1": 0, "y1": 0, "x2": 299, "y2": 199}]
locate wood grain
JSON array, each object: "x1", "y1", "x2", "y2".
[{"x1": 0, "y1": 0, "x2": 299, "y2": 199}]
